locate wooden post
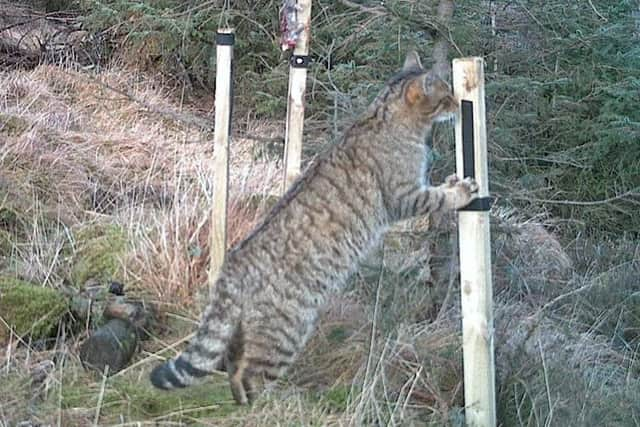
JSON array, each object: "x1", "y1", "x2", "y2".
[
  {"x1": 282, "y1": 0, "x2": 312, "y2": 193},
  {"x1": 209, "y1": 29, "x2": 234, "y2": 295},
  {"x1": 452, "y1": 57, "x2": 497, "y2": 427}
]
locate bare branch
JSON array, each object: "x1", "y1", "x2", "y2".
[
  {"x1": 74, "y1": 70, "x2": 213, "y2": 129},
  {"x1": 587, "y1": 0, "x2": 608, "y2": 22},
  {"x1": 337, "y1": 0, "x2": 387, "y2": 16},
  {"x1": 511, "y1": 188, "x2": 640, "y2": 206}
]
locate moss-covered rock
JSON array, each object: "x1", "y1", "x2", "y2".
[
  {"x1": 70, "y1": 223, "x2": 127, "y2": 287},
  {"x1": 0, "y1": 277, "x2": 69, "y2": 343}
]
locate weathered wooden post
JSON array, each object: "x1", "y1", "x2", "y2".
[
  {"x1": 452, "y1": 57, "x2": 497, "y2": 427},
  {"x1": 209, "y1": 29, "x2": 234, "y2": 296},
  {"x1": 282, "y1": 0, "x2": 312, "y2": 193}
]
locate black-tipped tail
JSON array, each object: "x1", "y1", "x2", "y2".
[{"x1": 150, "y1": 356, "x2": 210, "y2": 390}]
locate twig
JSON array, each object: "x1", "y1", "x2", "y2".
[
  {"x1": 93, "y1": 365, "x2": 109, "y2": 427},
  {"x1": 0, "y1": 17, "x2": 44, "y2": 33},
  {"x1": 71, "y1": 70, "x2": 213, "y2": 129},
  {"x1": 363, "y1": 255, "x2": 384, "y2": 389},
  {"x1": 0, "y1": 6, "x2": 79, "y2": 33},
  {"x1": 537, "y1": 337, "x2": 555, "y2": 426},
  {"x1": 337, "y1": 0, "x2": 387, "y2": 16},
  {"x1": 436, "y1": 225, "x2": 459, "y2": 322},
  {"x1": 511, "y1": 188, "x2": 640, "y2": 206},
  {"x1": 536, "y1": 282, "x2": 593, "y2": 314},
  {"x1": 110, "y1": 331, "x2": 196, "y2": 379},
  {"x1": 240, "y1": 133, "x2": 284, "y2": 144},
  {"x1": 587, "y1": 0, "x2": 608, "y2": 22},
  {"x1": 537, "y1": 260, "x2": 636, "y2": 315}
]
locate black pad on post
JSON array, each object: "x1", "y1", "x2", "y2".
[
  {"x1": 459, "y1": 100, "x2": 492, "y2": 212},
  {"x1": 461, "y1": 100, "x2": 475, "y2": 180},
  {"x1": 290, "y1": 55, "x2": 311, "y2": 68},
  {"x1": 216, "y1": 32, "x2": 235, "y2": 46},
  {"x1": 460, "y1": 197, "x2": 494, "y2": 212}
]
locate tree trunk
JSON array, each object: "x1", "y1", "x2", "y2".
[{"x1": 432, "y1": 0, "x2": 455, "y2": 79}]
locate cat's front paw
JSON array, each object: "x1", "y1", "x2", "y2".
[
  {"x1": 452, "y1": 177, "x2": 479, "y2": 209},
  {"x1": 444, "y1": 174, "x2": 460, "y2": 187}
]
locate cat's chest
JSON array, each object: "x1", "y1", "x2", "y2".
[
  {"x1": 420, "y1": 146, "x2": 434, "y2": 187},
  {"x1": 401, "y1": 143, "x2": 432, "y2": 188}
]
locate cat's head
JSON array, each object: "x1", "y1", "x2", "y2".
[{"x1": 371, "y1": 51, "x2": 458, "y2": 131}]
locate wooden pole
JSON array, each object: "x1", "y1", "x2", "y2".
[
  {"x1": 452, "y1": 57, "x2": 497, "y2": 427},
  {"x1": 209, "y1": 29, "x2": 234, "y2": 296},
  {"x1": 282, "y1": 0, "x2": 312, "y2": 193}
]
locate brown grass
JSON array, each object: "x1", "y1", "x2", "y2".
[{"x1": 0, "y1": 64, "x2": 282, "y2": 304}]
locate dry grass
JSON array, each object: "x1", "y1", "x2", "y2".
[
  {"x1": 0, "y1": 63, "x2": 282, "y2": 301},
  {"x1": 1, "y1": 62, "x2": 638, "y2": 426}
]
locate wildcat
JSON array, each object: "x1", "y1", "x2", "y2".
[{"x1": 150, "y1": 51, "x2": 478, "y2": 404}]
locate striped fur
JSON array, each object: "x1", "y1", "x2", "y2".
[{"x1": 149, "y1": 51, "x2": 478, "y2": 404}]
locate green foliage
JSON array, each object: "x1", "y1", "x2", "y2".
[
  {"x1": 70, "y1": 223, "x2": 127, "y2": 287},
  {"x1": 316, "y1": 385, "x2": 351, "y2": 412},
  {"x1": 0, "y1": 277, "x2": 68, "y2": 341},
  {"x1": 495, "y1": 236, "x2": 640, "y2": 426},
  {"x1": 58, "y1": 375, "x2": 237, "y2": 420},
  {"x1": 571, "y1": 238, "x2": 640, "y2": 346},
  {"x1": 498, "y1": 365, "x2": 640, "y2": 427},
  {"x1": 454, "y1": 0, "x2": 640, "y2": 235},
  {"x1": 77, "y1": 0, "x2": 640, "y2": 234}
]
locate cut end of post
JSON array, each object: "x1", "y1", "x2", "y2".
[{"x1": 452, "y1": 58, "x2": 484, "y2": 95}]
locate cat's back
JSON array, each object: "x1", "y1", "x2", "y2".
[{"x1": 223, "y1": 131, "x2": 388, "y2": 285}]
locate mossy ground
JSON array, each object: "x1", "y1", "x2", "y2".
[
  {"x1": 58, "y1": 371, "x2": 238, "y2": 424},
  {"x1": 0, "y1": 354, "x2": 364, "y2": 426},
  {"x1": 0, "y1": 277, "x2": 69, "y2": 343},
  {"x1": 1, "y1": 360, "x2": 239, "y2": 426}
]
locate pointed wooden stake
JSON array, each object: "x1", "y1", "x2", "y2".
[
  {"x1": 282, "y1": 0, "x2": 312, "y2": 193},
  {"x1": 209, "y1": 28, "x2": 234, "y2": 296},
  {"x1": 453, "y1": 57, "x2": 497, "y2": 427}
]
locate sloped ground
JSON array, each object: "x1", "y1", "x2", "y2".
[{"x1": 0, "y1": 63, "x2": 639, "y2": 426}]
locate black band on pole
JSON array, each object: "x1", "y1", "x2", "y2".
[
  {"x1": 459, "y1": 197, "x2": 494, "y2": 212},
  {"x1": 461, "y1": 100, "x2": 475, "y2": 179},
  {"x1": 290, "y1": 55, "x2": 311, "y2": 68},
  {"x1": 216, "y1": 32, "x2": 235, "y2": 46}
]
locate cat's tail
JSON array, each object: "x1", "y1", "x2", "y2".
[{"x1": 150, "y1": 286, "x2": 240, "y2": 390}]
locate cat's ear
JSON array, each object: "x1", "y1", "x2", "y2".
[
  {"x1": 402, "y1": 51, "x2": 423, "y2": 71},
  {"x1": 404, "y1": 77, "x2": 425, "y2": 105},
  {"x1": 422, "y1": 71, "x2": 439, "y2": 95},
  {"x1": 404, "y1": 72, "x2": 438, "y2": 105}
]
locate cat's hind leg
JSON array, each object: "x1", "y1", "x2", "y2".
[{"x1": 225, "y1": 323, "x2": 250, "y2": 405}]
